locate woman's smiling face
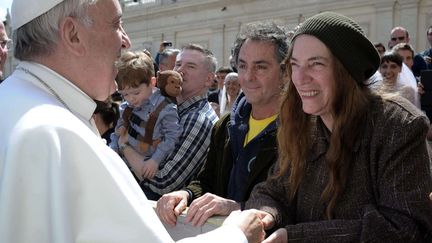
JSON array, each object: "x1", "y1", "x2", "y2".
[{"x1": 290, "y1": 34, "x2": 336, "y2": 125}]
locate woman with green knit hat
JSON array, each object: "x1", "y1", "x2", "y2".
[{"x1": 246, "y1": 12, "x2": 432, "y2": 242}]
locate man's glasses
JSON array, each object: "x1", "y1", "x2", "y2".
[
  {"x1": 391, "y1": 36, "x2": 406, "y2": 42},
  {"x1": 0, "y1": 39, "x2": 12, "y2": 49}
]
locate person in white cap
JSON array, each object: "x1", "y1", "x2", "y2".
[{"x1": 0, "y1": 0, "x2": 266, "y2": 243}]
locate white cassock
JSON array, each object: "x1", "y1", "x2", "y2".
[{"x1": 0, "y1": 61, "x2": 247, "y2": 243}]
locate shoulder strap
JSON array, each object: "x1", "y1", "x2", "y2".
[
  {"x1": 122, "y1": 106, "x2": 133, "y2": 129},
  {"x1": 142, "y1": 99, "x2": 171, "y2": 144}
]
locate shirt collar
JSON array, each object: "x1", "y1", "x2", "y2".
[
  {"x1": 17, "y1": 61, "x2": 97, "y2": 131},
  {"x1": 178, "y1": 94, "x2": 207, "y2": 112}
]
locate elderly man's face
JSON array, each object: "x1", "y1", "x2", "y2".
[
  {"x1": 78, "y1": 0, "x2": 131, "y2": 101},
  {"x1": 225, "y1": 77, "x2": 241, "y2": 98},
  {"x1": 0, "y1": 22, "x2": 9, "y2": 79}
]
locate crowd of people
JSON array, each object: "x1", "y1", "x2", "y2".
[{"x1": 0, "y1": 0, "x2": 431, "y2": 242}]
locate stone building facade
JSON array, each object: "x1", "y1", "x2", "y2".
[
  {"x1": 2, "y1": 0, "x2": 432, "y2": 77},
  {"x1": 120, "y1": 0, "x2": 432, "y2": 67}
]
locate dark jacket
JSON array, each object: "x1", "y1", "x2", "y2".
[
  {"x1": 186, "y1": 93, "x2": 278, "y2": 205},
  {"x1": 413, "y1": 53, "x2": 429, "y2": 77},
  {"x1": 207, "y1": 89, "x2": 220, "y2": 104},
  {"x1": 246, "y1": 95, "x2": 432, "y2": 242},
  {"x1": 422, "y1": 48, "x2": 432, "y2": 69}
]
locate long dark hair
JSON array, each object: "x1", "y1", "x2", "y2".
[{"x1": 276, "y1": 45, "x2": 373, "y2": 219}]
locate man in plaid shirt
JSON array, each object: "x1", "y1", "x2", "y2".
[{"x1": 122, "y1": 43, "x2": 219, "y2": 200}]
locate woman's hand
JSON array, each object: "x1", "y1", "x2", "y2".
[{"x1": 262, "y1": 228, "x2": 288, "y2": 243}]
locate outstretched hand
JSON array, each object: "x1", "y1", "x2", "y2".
[{"x1": 185, "y1": 192, "x2": 240, "y2": 226}]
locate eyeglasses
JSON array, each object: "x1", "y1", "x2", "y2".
[
  {"x1": 391, "y1": 36, "x2": 406, "y2": 42},
  {"x1": 0, "y1": 39, "x2": 12, "y2": 49}
]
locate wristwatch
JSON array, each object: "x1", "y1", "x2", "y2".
[{"x1": 119, "y1": 142, "x2": 130, "y2": 154}]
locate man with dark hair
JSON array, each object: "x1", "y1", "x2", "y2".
[
  {"x1": 157, "y1": 21, "x2": 288, "y2": 227},
  {"x1": 422, "y1": 25, "x2": 432, "y2": 69},
  {"x1": 374, "y1": 42, "x2": 386, "y2": 57},
  {"x1": 208, "y1": 66, "x2": 233, "y2": 104},
  {"x1": 392, "y1": 42, "x2": 415, "y2": 70}
]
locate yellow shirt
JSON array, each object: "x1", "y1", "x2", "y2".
[{"x1": 244, "y1": 114, "x2": 278, "y2": 146}]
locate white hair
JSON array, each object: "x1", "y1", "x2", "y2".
[
  {"x1": 220, "y1": 72, "x2": 240, "y2": 115},
  {"x1": 13, "y1": 0, "x2": 98, "y2": 61}
]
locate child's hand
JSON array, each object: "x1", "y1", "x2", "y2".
[
  {"x1": 116, "y1": 126, "x2": 126, "y2": 136},
  {"x1": 141, "y1": 159, "x2": 158, "y2": 179},
  {"x1": 118, "y1": 132, "x2": 128, "y2": 146}
]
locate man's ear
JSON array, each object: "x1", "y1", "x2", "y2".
[
  {"x1": 59, "y1": 17, "x2": 85, "y2": 56},
  {"x1": 204, "y1": 72, "x2": 216, "y2": 88}
]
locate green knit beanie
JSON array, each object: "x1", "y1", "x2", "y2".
[{"x1": 292, "y1": 12, "x2": 380, "y2": 84}]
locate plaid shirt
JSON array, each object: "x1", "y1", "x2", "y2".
[{"x1": 140, "y1": 94, "x2": 218, "y2": 195}]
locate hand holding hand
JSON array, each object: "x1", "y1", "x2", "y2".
[
  {"x1": 185, "y1": 192, "x2": 240, "y2": 226},
  {"x1": 156, "y1": 190, "x2": 189, "y2": 226},
  {"x1": 223, "y1": 209, "x2": 265, "y2": 243},
  {"x1": 262, "y1": 228, "x2": 288, "y2": 243},
  {"x1": 257, "y1": 210, "x2": 276, "y2": 230}
]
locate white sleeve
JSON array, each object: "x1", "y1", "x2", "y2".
[
  {"x1": 0, "y1": 115, "x2": 247, "y2": 243},
  {"x1": 0, "y1": 122, "x2": 173, "y2": 243}
]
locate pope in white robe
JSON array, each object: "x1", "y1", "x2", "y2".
[
  {"x1": 0, "y1": 0, "x2": 264, "y2": 241},
  {"x1": 0, "y1": 61, "x2": 252, "y2": 243}
]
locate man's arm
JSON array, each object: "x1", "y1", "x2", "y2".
[{"x1": 185, "y1": 113, "x2": 231, "y2": 200}]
